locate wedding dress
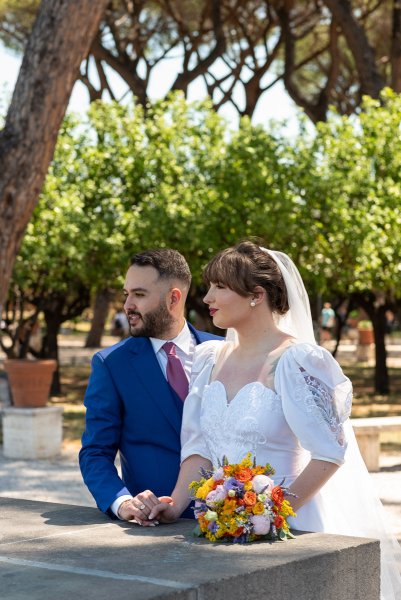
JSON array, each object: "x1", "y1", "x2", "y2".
[{"x1": 181, "y1": 339, "x2": 401, "y2": 600}]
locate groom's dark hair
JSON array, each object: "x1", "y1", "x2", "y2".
[{"x1": 130, "y1": 248, "x2": 192, "y2": 290}]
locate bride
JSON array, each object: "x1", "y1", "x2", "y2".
[{"x1": 146, "y1": 240, "x2": 401, "y2": 599}]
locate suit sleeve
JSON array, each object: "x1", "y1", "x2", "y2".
[{"x1": 79, "y1": 353, "x2": 128, "y2": 514}]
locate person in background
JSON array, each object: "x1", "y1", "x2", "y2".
[
  {"x1": 320, "y1": 301, "x2": 336, "y2": 341},
  {"x1": 110, "y1": 310, "x2": 129, "y2": 338}
]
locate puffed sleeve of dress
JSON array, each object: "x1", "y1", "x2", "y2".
[
  {"x1": 180, "y1": 340, "x2": 223, "y2": 463},
  {"x1": 274, "y1": 342, "x2": 352, "y2": 465}
]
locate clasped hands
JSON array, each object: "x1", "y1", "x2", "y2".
[{"x1": 118, "y1": 490, "x2": 180, "y2": 526}]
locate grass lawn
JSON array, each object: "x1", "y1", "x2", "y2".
[{"x1": 47, "y1": 362, "x2": 401, "y2": 452}]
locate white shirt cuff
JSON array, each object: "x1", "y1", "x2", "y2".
[{"x1": 110, "y1": 494, "x2": 133, "y2": 519}]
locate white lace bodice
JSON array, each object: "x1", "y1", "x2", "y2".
[
  {"x1": 200, "y1": 380, "x2": 287, "y2": 468},
  {"x1": 181, "y1": 340, "x2": 352, "y2": 481}
]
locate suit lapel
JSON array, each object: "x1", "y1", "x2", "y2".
[
  {"x1": 188, "y1": 322, "x2": 205, "y2": 344},
  {"x1": 127, "y1": 337, "x2": 182, "y2": 435},
  {"x1": 188, "y1": 322, "x2": 221, "y2": 344}
]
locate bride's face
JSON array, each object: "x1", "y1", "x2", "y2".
[{"x1": 203, "y1": 282, "x2": 252, "y2": 330}]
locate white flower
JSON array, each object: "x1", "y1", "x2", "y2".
[
  {"x1": 252, "y1": 474, "x2": 274, "y2": 494},
  {"x1": 205, "y1": 510, "x2": 218, "y2": 521},
  {"x1": 206, "y1": 485, "x2": 227, "y2": 506},
  {"x1": 212, "y1": 467, "x2": 224, "y2": 480},
  {"x1": 250, "y1": 515, "x2": 271, "y2": 535}
]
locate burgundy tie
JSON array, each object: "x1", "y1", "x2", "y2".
[{"x1": 162, "y1": 342, "x2": 189, "y2": 401}]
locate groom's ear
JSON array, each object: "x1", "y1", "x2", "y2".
[{"x1": 169, "y1": 287, "x2": 183, "y2": 309}]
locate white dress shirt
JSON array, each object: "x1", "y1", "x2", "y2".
[{"x1": 111, "y1": 321, "x2": 196, "y2": 518}]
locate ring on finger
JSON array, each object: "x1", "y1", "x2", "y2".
[{"x1": 138, "y1": 503, "x2": 146, "y2": 510}]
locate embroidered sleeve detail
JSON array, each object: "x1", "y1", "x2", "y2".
[{"x1": 295, "y1": 369, "x2": 349, "y2": 447}]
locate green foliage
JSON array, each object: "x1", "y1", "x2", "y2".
[
  {"x1": 309, "y1": 89, "x2": 401, "y2": 297},
  {"x1": 10, "y1": 89, "x2": 401, "y2": 317},
  {"x1": 0, "y1": 0, "x2": 39, "y2": 52}
]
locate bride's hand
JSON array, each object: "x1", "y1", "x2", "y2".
[{"x1": 148, "y1": 496, "x2": 180, "y2": 523}]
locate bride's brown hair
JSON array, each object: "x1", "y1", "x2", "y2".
[{"x1": 203, "y1": 241, "x2": 289, "y2": 315}]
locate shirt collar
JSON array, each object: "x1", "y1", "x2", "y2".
[{"x1": 150, "y1": 321, "x2": 192, "y2": 355}]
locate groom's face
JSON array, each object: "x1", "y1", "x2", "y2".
[{"x1": 123, "y1": 265, "x2": 174, "y2": 338}]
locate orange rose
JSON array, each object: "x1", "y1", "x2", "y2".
[
  {"x1": 243, "y1": 491, "x2": 257, "y2": 506},
  {"x1": 271, "y1": 486, "x2": 284, "y2": 507},
  {"x1": 274, "y1": 515, "x2": 284, "y2": 529},
  {"x1": 235, "y1": 468, "x2": 254, "y2": 483}
]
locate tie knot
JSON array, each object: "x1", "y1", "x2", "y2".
[{"x1": 162, "y1": 341, "x2": 176, "y2": 355}]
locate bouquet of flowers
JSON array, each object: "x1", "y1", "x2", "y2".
[{"x1": 189, "y1": 453, "x2": 296, "y2": 543}]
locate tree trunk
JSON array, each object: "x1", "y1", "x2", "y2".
[
  {"x1": 85, "y1": 288, "x2": 115, "y2": 348},
  {"x1": 322, "y1": 0, "x2": 385, "y2": 98},
  {"x1": 41, "y1": 311, "x2": 62, "y2": 396},
  {"x1": 372, "y1": 309, "x2": 390, "y2": 395},
  {"x1": 0, "y1": 0, "x2": 108, "y2": 313},
  {"x1": 352, "y1": 292, "x2": 390, "y2": 394},
  {"x1": 391, "y1": 0, "x2": 401, "y2": 92}
]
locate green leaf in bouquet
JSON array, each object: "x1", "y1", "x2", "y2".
[{"x1": 192, "y1": 524, "x2": 203, "y2": 537}]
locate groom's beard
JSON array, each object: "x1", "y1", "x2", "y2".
[{"x1": 127, "y1": 301, "x2": 174, "y2": 339}]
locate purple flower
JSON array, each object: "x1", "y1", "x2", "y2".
[
  {"x1": 207, "y1": 521, "x2": 219, "y2": 534},
  {"x1": 223, "y1": 477, "x2": 244, "y2": 494},
  {"x1": 233, "y1": 534, "x2": 248, "y2": 544}
]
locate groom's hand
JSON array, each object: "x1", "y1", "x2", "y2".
[
  {"x1": 118, "y1": 490, "x2": 170, "y2": 526},
  {"x1": 148, "y1": 497, "x2": 179, "y2": 523}
]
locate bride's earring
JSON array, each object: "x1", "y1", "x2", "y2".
[{"x1": 250, "y1": 300, "x2": 256, "y2": 307}]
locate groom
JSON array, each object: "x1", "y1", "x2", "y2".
[{"x1": 79, "y1": 248, "x2": 221, "y2": 522}]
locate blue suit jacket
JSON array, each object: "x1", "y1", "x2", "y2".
[{"x1": 79, "y1": 323, "x2": 221, "y2": 518}]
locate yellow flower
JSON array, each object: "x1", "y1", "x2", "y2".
[
  {"x1": 195, "y1": 478, "x2": 215, "y2": 499},
  {"x1": 224, "y1": 498, "x2": 237, "y2": 511},
  {"x1": 252, "y1": 502, "x2": 266, "y2": 515},
  {"x1": 281, "y1": 499, "x2": 296, "y2": 517},
  {"x1": 228, "y1": 520, "x2": 240, "y2": 535},
  {"x1": 243, "y1": 481, "x2": 253, "y2": 491},
  {"x1": 253, "y1": 466, "x2": 266, "y2": 475},
  {"x1": 239, "y1": 453, "x2": 253, "y2": 468}
]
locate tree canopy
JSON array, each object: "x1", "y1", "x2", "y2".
[
  {"x1": 2, "y1": 0, "x2": 400, "y2": 122},
  {"x1": 0, "y1": 0, "x2": 401, "y2": 122}
]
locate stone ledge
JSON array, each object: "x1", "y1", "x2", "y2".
[
  {"x1": 351, "y1": 416, "x2": 401, "y2": 471},
  {"x1": 0, "y1": 497, "x2": 380, "y2": 600}
]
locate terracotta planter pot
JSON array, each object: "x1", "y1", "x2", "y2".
[
  {"x1": 358, "y1": 329, "x2": 374, "y2": 345},
  {"x1": 4, "y1": 359, "x2": 57, "y2": 408}
]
